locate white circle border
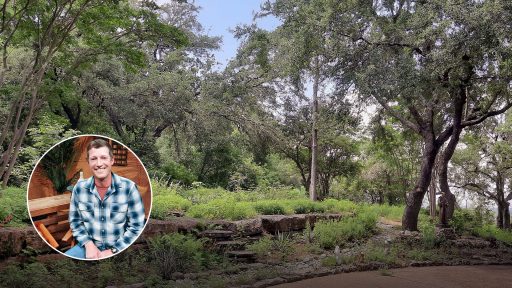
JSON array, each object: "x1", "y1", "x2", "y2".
[{"x1": 26, "y1": 134, "x2": 153, "y2": 261}]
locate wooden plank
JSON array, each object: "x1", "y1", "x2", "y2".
[
  {"x1": 28, "y1": 194, "x2": 71, "y2": 217},
  {"x1": 34, "y1": 214, "x2": 68, "y2": 226},
  {"x1": 36, "y1": 223, "x2": 59, "y2": 248},
  {"x1": 47, "y1": 221, "x2": 70, "y2": 233},
  {"x1": 62, "y1": 229, "x2": 73, "y2": 242}
]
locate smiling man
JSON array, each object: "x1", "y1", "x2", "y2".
[{"x1": 65, "y1": 139, "x2": 145, "y2": 260}]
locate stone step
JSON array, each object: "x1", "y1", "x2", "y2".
[
  {"x1": 226, "y1": 250, "x2": 256, "y2": 263},
  {"x1": 214, "y1": 240, "x2": 246, "y2": 251},
  {"x1": 198, "y1": 229, "x2": 234, "y2": 240}
]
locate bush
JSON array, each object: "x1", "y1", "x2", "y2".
[
  {"x1": 322, "y1": 199, "x2": 358, "y2": 214},
  {"x1": 186, "y1": 199, "x2": 257, "y2": 220},
  {"x1": 358, "y1": 204, "x2": 404, "y2": 221},
  {"x1": 251, "y1": 187, "x2": 306, "y2": 200},
  {"x1": 160, "y1": 161, "x2": 197, "y2": 186},
  {"x1": 450, "y1": 209, "x2": 493, "y2": 235},
  {"x1": 147, "y1": 233, "x2": 207, "y2": 280},
  {"x1": 0, "y1": 262, "x2": 52, "y2": 288},
  {"x1": 364, "y1": 244, "x2": 397, "y2": 265},
  {"x1": 314, "y1": 213, "x2": 377, "y2": 249},
  {"x1": 247, "y1": 236, "x2": 273, "y2": 256},
  {"x1": 180, "y1": 187, "x2": 237, "y2": 204},
  {"x1": 247, "y1": 232, "x2": 295, "y2": 259},
  {"x1": 286, "y1": 199, "x2": 325, "y2": 214},
  {"x1": 475, "y1": 225, "x2": 512, "y2": 246},
  {"x1": 152, "y1": 194, "x2": 192, "y2": 220},
  {"x1": 0, "y1": 187, "x2": 29, "y2": 227},
  {"x1": 252, "y1": 200, "x2": 290, "y2": 215},
  {"x1": 419, "y1": 219, "x2": 439, "y2": 249}
]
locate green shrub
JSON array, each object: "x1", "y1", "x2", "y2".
[
  {"x1": 419, "y1": 219, "x2": 439, "y2": 249},
  {"x1": 152, "y1": 194, "x2": 192, "y2": 220},
  {"x1": 247, "y1": 236, "x2": 273, "y2": 256},
  {"x1": 407, "y1": 248, "x2": 437, "y2": 261},
  {"x1": 450, "y1": 209, "x2": 493, "y2": 235},
  {"x1": 0, "y1": 187, "x2": 29, "y2": 227},
  {"x1": 357, "y1": 204, "x2": 404, "y2": 221},
  {"x1": 252, "y1": 200, "x2": 290, "y2": 215},
  {"x1": 321, "y1": 256, "x2": 337, "y2": 267},
  {"x1": 161, "y1": 161, "x2": 197, "y2": 186},
  {"x1": 186, "y1": 199, "x2": 257, "y2": 220},
  {"x1": 247, "y1": 233, "x2": 295, "y2": 259},
  {"x1": 251, "y1": 187, "x2": 306, "y2": 200},
  {"x1": 147, "y1": 233, "x2": 207, "y2": 280},
  {"x1": 180, "y1": 187, "x2": 236, "y2": 204},
  {"x1": 314, "y1": 213, "x2": 377, "y2": 249},
  {"x1": 364, "y1": 244, "x2": 397, "y2": 264},
  {"x1": 0, "y1": 262, "x2": 52, "y2": 288},
  {"x1": 286, "y1": 199, "x2": 325, "y2": 214},
  {"x1": 475, "y1": 225, "x2": 512, "y2": 246},
  {"x1": 322, "y1": 199, "x2": 358, "y2": 213}
]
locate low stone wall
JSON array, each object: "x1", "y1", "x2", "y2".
[
  {"x1": 139, "y1": 213, "x2": 349, "y2": 240},
  {"x1": 0, "y1": 227, "x2": 50, "y2": 258},
  {"x1": 1, "y1": 213, "x2": 350, "y2": 258}
]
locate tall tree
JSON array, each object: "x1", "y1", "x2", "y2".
[
  {"x1": 0, "y1": 0, "x2": 188, "y2": 186},
  {"x1": 452, "y1": 114, "x2": 512, "y2": 229},
  {"x1": 321, "y1": 0, "x2": 512, "y2": 230}
]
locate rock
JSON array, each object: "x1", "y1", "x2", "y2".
[
  {"x1": 410, "y1": 260, "x2": 432, "y2": 267},
  {"x1": 106, "y1": 283, "x2": 145, "y2": 288},
  {"x1": 210, "y1": 219, "x2": 238, "y2": 232},
  {"x1": 234, "y1": 218, "x2": 263, "y2": 236},
  {"x1": 139, "y1": 218, "x2": 200, "y2": 242},
  {"x1": 451, "y1": 236, "x2": 491, "y2": 249},
  {"x1": 435, "y1": 227, "x2": 457, "y2": 240},
  {"x1": 214, "y1": 240, "x2": 246, "y2": 252},
  {"x1": 227, "y1": 250, "x2": 256, "y2": 263},
  {"x1": 0, "y1": 227, "x2": 50, "y2": 258},
  {"x1": 198, "y1": 230, "x2": 233, "y2": 240},
  {"x1": 252, "y1": 277, "x2": 286, "y2": 288},
  {"x1": 260, "y1": 215, "x2": 307, "y2": 234},
  {"x1": 171, "y1": 272, "x2": 185, "y2": 280},
  {"x1": 259, "y1": 214, "x2": 345, "y2": 234}
]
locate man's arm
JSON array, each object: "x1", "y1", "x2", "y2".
[
  {"x1": 112, "y1": 183, "x2": 145, "y2": 252},
  {"x1": 69, "y1": 186, "x2": 99, "y2": 259}
]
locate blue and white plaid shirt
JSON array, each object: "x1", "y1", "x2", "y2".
[{"x1": 69, "y1": 173, "x2": 145, "y2": 252}]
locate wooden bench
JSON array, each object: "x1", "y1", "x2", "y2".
[{"x1": 28, "y1": 194, "x2": 74, "y2": 249}]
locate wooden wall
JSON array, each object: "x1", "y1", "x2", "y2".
[{"x1": 28, "y1": 136, "x2": 151, "y2": 217}]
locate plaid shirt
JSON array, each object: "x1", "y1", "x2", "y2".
[{"x1": 69, "y1": 173, "x2": 145, "y2": 252}]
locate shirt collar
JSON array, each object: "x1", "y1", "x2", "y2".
[{"x1": 84, "y1": 172, "x2": 123, "y2": 195}]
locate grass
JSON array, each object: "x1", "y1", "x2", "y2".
[
  {"x1": 0, "y1": 186, "x2": 29, "y2": 227},
  {"x1": 247, "y1": 233, "x2": 295, "y2": 260},
  {"x1": 474, "y1": 225, "x2": 512, "y2": 246},
  {"x1": 314, "y1": 212, "x2": 378, "y2": 249},
  {"x1": 186, "y1": 199, "x2": 257, "y2": 220},
  {"x1": 151, "y1": 182, "x2": 409, "y2": 222}
]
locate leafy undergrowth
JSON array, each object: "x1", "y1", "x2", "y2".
[
  {"x1": 314, "y1": 212, "x2": 378, "y2": 249},
  {"x1": 0, "y1": 187, "x2": 29, "y2": 227},
  {"x1": 152, "y1": 181, "x2": 404, "y2": 221}
]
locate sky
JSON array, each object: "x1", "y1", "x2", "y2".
[{"x1": 194, "y1": 0, "x2": 280, "y2": 69}]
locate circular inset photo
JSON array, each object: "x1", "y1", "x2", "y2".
[{"x1": 27, "y1": 135, "x2": 152, "y2": 260}]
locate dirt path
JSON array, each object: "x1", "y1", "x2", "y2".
[{"x1": 271, "y1": 265, "x2": 512, "y2": 288}]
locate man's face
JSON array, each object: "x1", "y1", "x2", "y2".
[{"x1": 88, "y1": 146, "x2": 114, "y2": 181}]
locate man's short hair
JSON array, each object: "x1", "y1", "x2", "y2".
[{"x1": 86, "y1": 138, "x2": 114, "y2": 160}]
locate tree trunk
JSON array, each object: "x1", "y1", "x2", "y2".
[
  {"x1": 496, "y1": 172, "x2": 509, "y2": 229},
  {"x1": 308, "y1": 59, "x2": 320, "y2": 201},
  {"x1": 402, "y1": 137, "x2": 439, "y2": 231},
  {"x1": 504, "y1": 203, "x2": 511, "y2": 229}
]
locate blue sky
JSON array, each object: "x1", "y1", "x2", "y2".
[{"x1": 194, "y1": 0, "x2": 280, "y2": 68}]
